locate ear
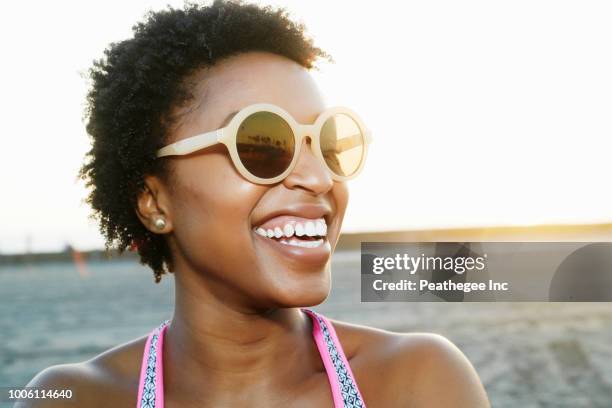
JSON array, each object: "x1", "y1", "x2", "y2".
[{"x1": 135, "y1": 174, "x2": 173, "y2": 234}]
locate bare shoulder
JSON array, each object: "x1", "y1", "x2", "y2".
[
  {"x1": 15, "y1": 362, "x2": 103, "y2": 408},
  {"x1": 391, "y1": 332, "x2": 491, "y2": 407},
  {"x1": 15, "y1": 335, "x2": 148, "y2": 408},
  {"x1": 329, "y1": 318, "x2": 491, "y2": 408}
]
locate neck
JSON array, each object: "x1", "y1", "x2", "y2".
[{"x1": 162, "y1": 272, "x2": 322, "y2": 403}]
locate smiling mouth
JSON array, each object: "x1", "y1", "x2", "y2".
[{"x1": 252, "y1": 217, "x2": 328, "y2": 248}]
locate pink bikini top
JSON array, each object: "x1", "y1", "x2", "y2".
[{"x1": 136, "y1": 308, "x2": 367, "y2": 408}]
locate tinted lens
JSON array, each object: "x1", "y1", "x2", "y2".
[
  {"x1": 320, "y1": 113, "x2": 364, "y2": 177},
  {"x1": 236, "y1": 112, "x2": 295, "y2": 179}
]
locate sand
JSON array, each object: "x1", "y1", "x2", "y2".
[{"x1": 1, "y1": 251, "x2": 611, "y2": 407}]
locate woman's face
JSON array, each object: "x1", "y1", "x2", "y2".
[{"x1": 151, "y1": 51, "x2": 349, "y2": 309}]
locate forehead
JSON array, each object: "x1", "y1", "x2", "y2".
[{"x1": 174, "y1": 52, "x2": 326, "y2": 140}]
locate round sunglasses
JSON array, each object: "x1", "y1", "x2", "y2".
[{"x1": 156, "y1": 103, "x2": 373, "y2": 184}]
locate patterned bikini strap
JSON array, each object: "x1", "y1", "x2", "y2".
[
  {"x1": 138, "y1": 312, "x2": 367, "y2": 408},
  {"x1": 301, "y1": 308, "x2": 367, "y2": 408},
  {"x1": 137, "y1": 320, "x2": 170, "y2": 408}
]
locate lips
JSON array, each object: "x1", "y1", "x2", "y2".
[
  {"x1": 252, "y1": 228, "x2": 332, "y2": 263},
  {"x1": 250, "y1": 203, "x2": 334, "y2": 263}
]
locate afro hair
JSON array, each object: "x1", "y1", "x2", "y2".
[{"x1": 79, "y1": 0, "x2": 330, "y2": 282}]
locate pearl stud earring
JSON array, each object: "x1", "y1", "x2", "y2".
[{"x1": 153, "y1": 217, "x2": 166, "y2": 230}]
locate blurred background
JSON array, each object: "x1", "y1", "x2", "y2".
[{"x1": 1, "y1": 1, "x2": 611, "y2": 407}]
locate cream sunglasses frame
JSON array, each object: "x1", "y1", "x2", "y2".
[{"x1": 156, "y1": 103, "x2": 373, "y2": 185}]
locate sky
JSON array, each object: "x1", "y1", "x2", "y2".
[{"x1": 1, "y1": 0, "x2": 611, "y2": 253}]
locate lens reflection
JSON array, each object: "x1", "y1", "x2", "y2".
[
  {"x1": 320, "y1": 113, "x2": 364, "y2": 177},
  {"x1": 236, "y1": 112, "x2": 294, "y2": 179}
]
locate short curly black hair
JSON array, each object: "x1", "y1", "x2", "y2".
[{"x1": 79, "y1": 0, "x2": 330, "y2": 283}]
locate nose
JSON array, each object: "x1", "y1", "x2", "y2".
[{"x1": 283, "y1": 136, "x2": 333, "y2": 195}]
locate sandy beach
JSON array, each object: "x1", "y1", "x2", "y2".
[{"x1": 1, "y1": 250, "x2": 611, "y2": 407}]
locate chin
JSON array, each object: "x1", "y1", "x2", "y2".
[{"x1": 262, "y1": 262, "x2": 332, "y2": 308}]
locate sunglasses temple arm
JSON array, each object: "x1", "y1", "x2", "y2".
[
  {"x1": 156, "y1": 129, "x2": 224, "y2": 157},
  {"x1": 326, "y1": 131, "x2": 372, "y2": 154}
]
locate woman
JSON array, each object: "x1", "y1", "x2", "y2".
[{"x1": 23, "y1": 1, "x2": 490, "y2": 407}]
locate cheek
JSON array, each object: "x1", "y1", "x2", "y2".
[
  {"x1": 331, "y1": 181, "x2": 349, "y2": 228},
  {"x1": 169, "y1": 154, "x2": 263, "y2": 271},
  {"x1": 333, "y1": 182, "x2": 349, "y2": 216}
]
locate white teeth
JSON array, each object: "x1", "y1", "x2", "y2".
[
  {"x1": 304, "y1": 221, "x2": 316, "y2": 237},
  {"x1": 274, "y1": 227, "x2": 283, "y2": 238},
  {"x1": 254, "y1": 218, "x2": 327, "y2": 239},
  {"x1": 283, "y1": 224, "x2": 295, "y2": 237},
  {"x1": 279, "y1": 238, "x2": 324, "y2": 248},
  {"x1": 316, "y1": 220, "x2": 326, "y2": 236}
]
